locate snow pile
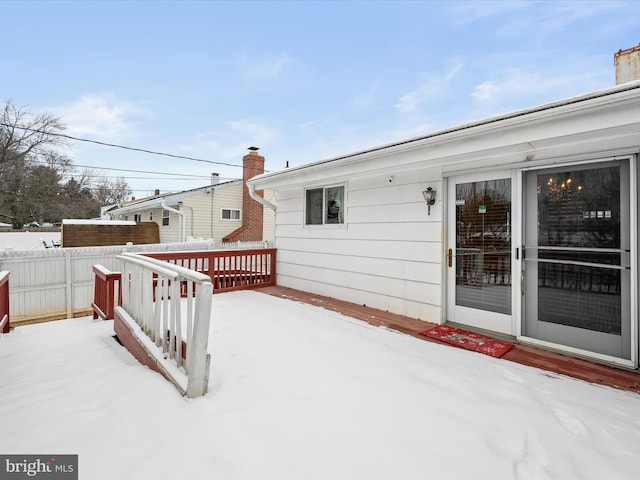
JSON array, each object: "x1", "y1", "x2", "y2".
[
  {"x1": 0, "y1": 232, "x2": 61, "y2": 251},
  {"x1": 1, "y1": 290, "x2": 639, "y2": 479}
]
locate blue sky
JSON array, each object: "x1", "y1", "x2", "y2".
[{"x1": 2, "y1": 0, "x2": 639, "y2": 197}]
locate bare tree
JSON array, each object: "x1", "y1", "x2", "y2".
[
  {"x1": 93, "y1": 176, "x2": 132, "y2": 206},
  {"x1": 0, "y1": 100, "x2": 133, "y2": 227},
  {"x1": 0, "y1": 100, "x2": 71, "y2": 227}
]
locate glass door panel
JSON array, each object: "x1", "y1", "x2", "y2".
[
  {"x1": 447, "y1": 173, "x2": 514, "y2": 335},
  {"x1": 523, "y1": 161, "x2": 631, "y2": 359},
  {"x1": 456, "y1": 179, "x2": 512, "y2": 314}
]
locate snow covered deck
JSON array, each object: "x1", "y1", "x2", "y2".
[
  {"x1": 259, "y1": 286, "x2": 640, "y2": 394},
  {"x1": 1, "y1": 289, "x2": 640, "y2": 479}
]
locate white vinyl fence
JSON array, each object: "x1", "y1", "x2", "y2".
[{"x1": 0, "y1": 240, "x2": 259, "y2": 323}]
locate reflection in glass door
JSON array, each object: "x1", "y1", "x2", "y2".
[
  {"x1": 447, "y1": 174, "x2": 513, "y2": 334},
  {"x1": 523, "y1": 161, "x2": 631, "y2": 360}
]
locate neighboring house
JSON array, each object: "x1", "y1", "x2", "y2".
[
  {"x1": 108, "y1": 149, "x2": 275, "y2": 244},
  {"x1": 248, "y1": 45, "x2": 640, "y2": 371}
]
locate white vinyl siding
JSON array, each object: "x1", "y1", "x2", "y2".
[
  {"x1": 180, "y1": 182, "x2": 243, "y2": 242},
  {"x1": 108, "y1": 180, "x2": 277, "y2": 244},
  {"x1": 273, "y1": 167, "x2": 443, "y2": 320},
  {"x1": 262, "y1": 190, "x2": 276, "y2": 243}
]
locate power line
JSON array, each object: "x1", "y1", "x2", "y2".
[
  {"x1": 35, "y1": 159, "x2": 238, "y2": 183},
  {"x1": 1, "y1": 122, "x2": 268, "y2": 173},
  {"x1": 66, "y1": 163, "x2": 214, "y2": 179}
]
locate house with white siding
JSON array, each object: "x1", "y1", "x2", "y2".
[
  {"x1": 248, "y1": 46, "x2": 640, "y2": 371},
  {"x1": 108, "y1": 149, "x2": 275, "y2": 244}
]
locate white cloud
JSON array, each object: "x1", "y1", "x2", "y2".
[
  {"x1": 350, "y1": 79, "x2": 385, "y2": 110},
  {"x1": 395, "y1": 61, "x2": 464, "y2": 113},
  {"x1": 449, "y1": 0, "x2": 632, "y2": 41},
  {"x1": 239, "y1": 51, "x2": 293, "y2": 80},
  {"x1": 56, "y1": 94, "x2": 153, "y2": 141},
  {"x1": 298, "y1": 121, "x2": 315, "y2": 133},
  {"x1": 471, "y1": 68, "x2": 600, "y2": 104},
  {"x1": 191, "y1": 119, "x2": 281, "y2": 168},
  {"x1": 226, "y1": 118, "x2": 278, "y2": 145},
  {"x1": 447, "y1": 0, "x2": 530, "y2": 28}
]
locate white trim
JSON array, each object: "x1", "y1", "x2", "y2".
[
  {"x1": 630, "y1": 154, "x2": 638, "y2": 368},
  {"x1": 445, "y1": 170, "x2": 515, "y2": 335},
  {"x1": 517, "y1": 335, "x2": 637, "y2": 369},
  {"x1": 513, "y1": 168, "x2": 523, "y2": 338},
  {"x1": 303, "y1": 182, "x2": 347, "y2": 228},
  {"x1": 517, "y1": 155, "x2": 637, "y2": 367},
  {"x1": 442, "y1": 149, "x2": 640, "y2": 178}
]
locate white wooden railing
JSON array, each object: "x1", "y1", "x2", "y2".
[{"x1": 115, "y1": 252, "x2": 213, "y2": 397}]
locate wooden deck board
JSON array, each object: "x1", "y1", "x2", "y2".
[{"x1": 256, "y1": 286, "x2": 640, "y2": 394}]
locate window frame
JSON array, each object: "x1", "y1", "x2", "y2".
[
  {"x1": 304, "y1": 183, "x2": 346, "y2": 227},
  {"x1": 162, "y1": 209, "x2": 170, "y2": 226},
  {"x1": 221, "y1": 208, "x2": 241, "y2": 221}
]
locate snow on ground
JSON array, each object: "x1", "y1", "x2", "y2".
[
  {"x1": 0, "y1": 231, "x2": 61, "y2": 250},
  {"x1": 1, "y1": 290, "x2": 640, "y2": 480}
]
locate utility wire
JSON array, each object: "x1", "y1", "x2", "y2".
[
  {"x1": 1, "y1": 122, "x2": 269, "y2": 173},
  {"x1": 66, "y1": 163, "x2": 215, "y2": 179}
]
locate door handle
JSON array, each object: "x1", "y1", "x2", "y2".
[{"x1": 448, "y1": 248, "x2": 453, "y2": 268}]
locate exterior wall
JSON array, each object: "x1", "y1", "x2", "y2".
[
  {"x1": 181, "y1": 191, "x2": 214, "y2": 240},
  {"x1": 212, "y1": 183, "x2": 243, "y2": 241},
  {"x1": 274, "y1": 166, "x2": 443, "y2": 321},
  {"x1": 115, "y1": 183, "x2": 246, "y2": 244},
  {"x1": 256, "y1": 83, "x2": 640, "y2": 328},
  {"x1": 180, "y1": 186, "x2": 275, "y2": 243},
  {"x1": 158, "y1": 210, "x2": 182, "y2": 244},
  {"x1": 179, "y1": 186, "x2": 241, "y2": 242},
  {"x1": 262, "y1": 189, "x2": 276, "y2": 243}
]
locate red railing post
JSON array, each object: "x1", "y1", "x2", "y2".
[
  {"x1": 0, "y1": 271, "x2": 10, "y2": 334},
  {"x1": 92, "y1": 265, "x2": 122, "y2": 320},
  {"x1": 143, "y1": 248, "x2": 276, "y2": 294}
]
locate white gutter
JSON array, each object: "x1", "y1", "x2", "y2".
[
  {"x1": 248, "y1": 182, "x2": 276, "y2": 211},
  {"x1": 161, "y1": 200, "x2": 187, "y2": 243},
  {"x1": 108, "y1": 198, "x2": 187, "y2": 242}
]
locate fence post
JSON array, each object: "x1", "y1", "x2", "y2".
[
  {"x1": 0, "y1": 271, "x2": 10, "y2": 334},
  {"x1": 186, "y1": 280, "x2": 213, "y2": 398},
  {"x1": 92, "y1": 265, "x2": 122, "y2": 320}
]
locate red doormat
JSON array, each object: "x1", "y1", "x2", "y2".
[{"x1": 420, "y1": 325, "x2": 514, "y2": 358}]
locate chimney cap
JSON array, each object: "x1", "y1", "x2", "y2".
[{"x1": 248, "y1": 146, "x2": 260, "y2": 151}]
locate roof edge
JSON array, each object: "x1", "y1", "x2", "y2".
[{"x1": 250, "y1": 80, "x2": 640, "y2": 185}]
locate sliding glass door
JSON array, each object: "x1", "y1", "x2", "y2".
[{"x1": 522, "y1": 160, "x2": 632, "y2": 359}]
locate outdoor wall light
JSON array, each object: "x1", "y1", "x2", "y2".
[{"x1": 422, "y1": 186, "x2": 436, "y2": 215}]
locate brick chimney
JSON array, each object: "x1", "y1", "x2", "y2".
[
  {"x1": 615, "y1": 45, "x2": 640, "y2": 84},
  {"x1": 222, "y1": 147, "x2": 266, "y2": 242}
]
